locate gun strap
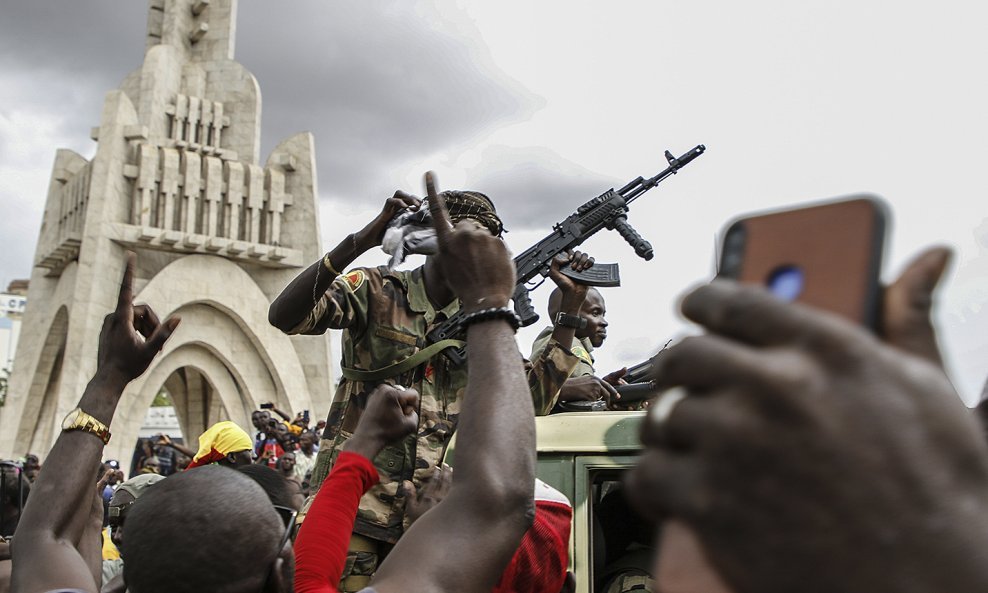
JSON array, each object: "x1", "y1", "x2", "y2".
[{"x1": 339, "y1": 339, "x2": 466, "y2": 382}]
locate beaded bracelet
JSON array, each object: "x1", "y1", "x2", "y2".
[{"x1": 460, "y1": 306, "x2": 521, "y2": 332}]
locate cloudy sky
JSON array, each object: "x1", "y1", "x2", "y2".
[{"x1": 1, "y1": 1, "x2": 986, "y2": 402}]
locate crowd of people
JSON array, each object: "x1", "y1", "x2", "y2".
[{"x1": 2, "y1": 171, "x2": 988, "y2": 593}]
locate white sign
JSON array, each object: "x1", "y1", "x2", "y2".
[{"x1": 0, "y1": 294, "x2": 26, "y2": 316}]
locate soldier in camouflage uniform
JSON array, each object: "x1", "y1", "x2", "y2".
[
  {"x1": 530, "y1": 286, "x2": 630, "y2": 414},
  {"x1": 269, "y1": 188, "x2": 591, "y2": 591}
]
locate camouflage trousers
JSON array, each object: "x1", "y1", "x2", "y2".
[{"x1": 338, "y1": 533, "x2": 394, "y2": 592}]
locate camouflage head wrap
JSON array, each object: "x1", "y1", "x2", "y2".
[
  {"x1": 381, "y1": 189, "x2": 504, "y2": 269},
  {"x1": 440, "y1": 190, "x2": 503, "y2": 237}
]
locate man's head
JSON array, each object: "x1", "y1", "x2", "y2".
[
  {"x1": 270, "y1": 422, "x2": 291, "y2": 448},
  {"x1": 238, "y1": 464, "x2": 305, "y2": 512},
  {"x1": 271, "y1": 421, "x2": 288, "y2": 438},
  {"x1": 548, "y1": 287, "x2": 608, "y2": 348},
  {"x1": 251, "y1": 410, "x2": 271, "y2": 432},
  {"x1": 108, "y1": 473, "x2": 165, "y2": 548},
  {"x1": 437, "y1": 190, "x2": 502, "y2": 236},
  {"x1": 423, "y1": 190, "x2": 502, "y2": 280},
  {"x1": 186, "y1": 421, "x2": 255, "y2": 469},
  {"x1": 140, "y1": 456, "x2": 161, "y2": 474},
  {"x1": 123, "y1": 466, "x2": 293, "y2": 593},
  {"x1": 298, "y1": 432, "x2": 315, "y2": 454},
  {"x1": 104, "y1": 460, "x2": 122, "y2": 485},
  {"x1": 278, "y1": 451, "x2": 296, "y2": 474}
]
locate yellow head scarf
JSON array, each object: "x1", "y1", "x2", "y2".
[{"x1": 186, "y1": 421, "x2": 253, "y2": 469}]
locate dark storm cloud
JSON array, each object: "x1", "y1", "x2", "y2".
[
  {"x1": 0, "y1": 2, "x2": 147, "y2": 136},
  {"x1": 0, "y1": 1, "x2": 542, "y2": 211},
  {"x1": 235, "y1": 2, "x2": 541, "y2": 200},
  {"x1": 463, "y1": 145, "x2": 619, "y2": 230},
  {"x1": 0, "y1": 1, "x2": 541, "y2": 278},
  {"x1": 0, "y1": 2, "x2": 628, "y2": 267}
]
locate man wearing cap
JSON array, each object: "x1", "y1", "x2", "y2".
[
  {"x1": 102, "y1": 473, "x2": 165, "y2": 586},
  {"x1": 270, "y1": 186, "x2": 589, "y2": 590}
]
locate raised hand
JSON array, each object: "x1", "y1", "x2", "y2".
[
  {"x1": 97, "y1": 252, "x2": 180, "y2": 384},
  {"x1": 356, "y1": 190, "x2": 423, "y2": 250},
  {"x1": 880, "y1": 245, "x2": 951, "y2": 366},
  {"x1": 628, "y1": 278, "x2": 988, "y2": 593},
  {"x1": 426, "y1": 172, "x2": 515, "y2": 312},
  {"x1": 403, "y1": 463, "x2": 453, "y2": 525},
  {"x1": 345, "y1": 384, "x2": 420, "y2": 460},
  {"x1": 547, "y1": 250, "x2": 594, "y2": 299}
]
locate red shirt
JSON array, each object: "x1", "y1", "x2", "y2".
[{"x1": 294, "y1": 452, "x2": 379, "y2": 593}]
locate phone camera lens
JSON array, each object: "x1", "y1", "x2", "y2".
[{"x1": 766, "y1": 265, "x2": 804, "y2": 301}]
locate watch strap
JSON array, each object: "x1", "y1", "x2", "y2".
[
  {"x1": 554, "y1": 312, "x2": 587, "y2": 329},
  {"x1": 63, "y1": 408, "x2": 112, "y2": 445}
]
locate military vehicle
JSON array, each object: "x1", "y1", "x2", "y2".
[
  {"x1": 534, "y1": 411, "x2": 649, "y2": 593},
  {"x1": 447, "y1": 410, "x2": 649, "y2": 592}
]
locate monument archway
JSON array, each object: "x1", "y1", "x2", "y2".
[
  {"x1": 23, "y1": 307, "x2": 69, "y2": 455},
  {"x1": 0, "y1": 0, "x2": 333, "y2": 461}
]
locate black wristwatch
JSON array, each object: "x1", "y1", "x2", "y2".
[{"x1": 554, "y1": 312, "x2": 587, "y2": 330}]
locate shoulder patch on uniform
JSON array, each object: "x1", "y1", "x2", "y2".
[
  {"x1": 572, "y1": 345, "x2": 593, "y2": 365},
  {"x1": 343, "y1": 270, "x2": 365, "y2": 291}
]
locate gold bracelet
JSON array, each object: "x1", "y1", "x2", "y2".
[{"x1": 322, "y1": 252, "x2": 341, "y2": 277}]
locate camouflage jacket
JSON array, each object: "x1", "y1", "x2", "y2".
[
  {"x1": 530, "y1": 326, "x2": 596, "y2": 414},
  {"x1": 289, "y1": 265, "x2": 578, "y2": 543}
]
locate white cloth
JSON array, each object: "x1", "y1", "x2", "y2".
[
  {"x1": 294, "y1": 450, "x2": 316, "y2": 483},
  {"x1": 380, "y1": 206, "x2": 438, "y2": 269}
]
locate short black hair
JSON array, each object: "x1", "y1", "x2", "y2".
[
  {"x1": 547, "y1": 286, "x2": 602, "y2": 319},
  {"x1": 122, "y1": 465, "x2": 283, "y2": 593},
  {"x1": 238, "y1": 463, "x2": 300, "y2": 510}
]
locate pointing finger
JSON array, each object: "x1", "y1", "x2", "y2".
[
  {"x1": 117, "y1": 252, "x2": 137, "y2": 321},
  {"x1": 425, "y1": 172, "x2": 453, "y2": 247}
]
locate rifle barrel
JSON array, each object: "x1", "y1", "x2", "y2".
[{"x1": 625, "y1": 144, "x2": 705, "y2": 205}]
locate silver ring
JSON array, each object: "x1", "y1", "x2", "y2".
[{"x1": 649, "y1": 387, "x2": 687, "y2": 424}]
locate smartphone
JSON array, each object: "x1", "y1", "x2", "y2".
[
  {"x1": 260, "y1": 403, "x2": 274, "y2": 410},
  {"x1": 302, "y1": 410, "x2": 310, "y2": 423},
  {"x1": 718, "y1": 195, "x2": 888, "y2": 329}
]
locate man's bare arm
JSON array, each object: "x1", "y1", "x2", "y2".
[
  {"x1": 372, "y1": 173, "x2": 535, "y2": 593},
  {"x1": 268, "y1": 191, "x2": 421, "y2": 332},
  {"x1": 11, "y1": 254, "x2": 178, "y2": 593},
  {"x1": 157, "y1": 434, "x2": 195, "y2": 460}
]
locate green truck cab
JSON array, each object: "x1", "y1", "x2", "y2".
[
  {"x1": 535, "y1": 411, "x2": 647, "y2": 593},
  {"x1": 447, "y1": 410, "x2": 648, "y2": 593}
]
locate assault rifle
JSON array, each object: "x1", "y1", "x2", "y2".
[
  {"x1": 428, "y1": 145, "x2": 705, "y2": 366},
  {"x1": 623, "y1": 339, "x2": 672, "y2": 385},
  {"x1": 611, "y1": 339, "x2": 674, "y2": 404}
]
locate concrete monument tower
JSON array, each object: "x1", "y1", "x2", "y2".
[{"x1": 0, "y1": 0, "x2": 332, "y2": 463}]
